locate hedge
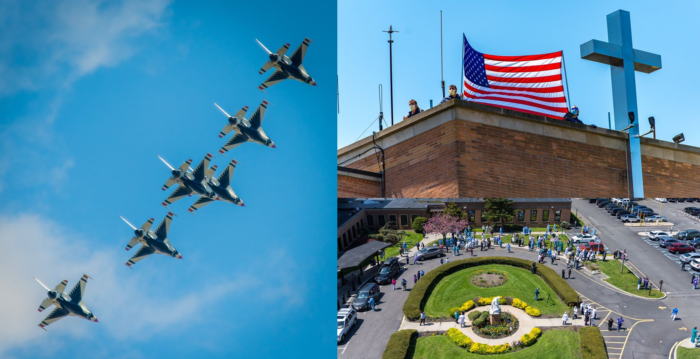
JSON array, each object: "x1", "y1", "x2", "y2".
[
  {"x1": 382, "y1": 329, "x2": 418, "y2": 359},
  {"x1": 445, "y1": 328, "x2": 512, "y2": 354},
  {"x1": 579, "y1": 327, "x2": 607, "y2": 359},
  {"x1": 520, "y1": 327, "x2": 541, "y2": 346},
  {"x1": 402, "y1": 257, "x2": 579, "y2": 321}
]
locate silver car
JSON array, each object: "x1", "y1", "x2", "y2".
[
  {"x1": 649, "y1": 231, "x2": 671, "y2": 240},
  {"x1": 680, "y1": 253, "x2": 700, "y2": 263},
  {"x1": 645, "y1": 215, "x2": 667, "y2": 222},
  {"x1": 416, "y1": 246, "x2": 444, "y2": 261},
  {"x1": 571, "y1": 233, "x2": 599, "y2": 244},
  {"x1": 621, "y1": 214, "x2": 641, "y2": 223}
]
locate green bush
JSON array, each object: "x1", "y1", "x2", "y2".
[
  {"x1": 560, "y1": 221, "x2": 571, "y2": 229},
  {"x1": 402, "y1": 257, "x2": 579, "y2": 321},
  {"x1": 412, "y1": 217, "x2": 427, "y2": 233},
  {"x1": 472, "y1": 311, "x2": 489, "y2": 328},
  {"x1": 580, "y1": 327, "x2": 607, "y2": 359},
  {"x1": 382, "y1": 329, "x2": 418, "y2": 359},
  {"x1": 468, "y1": 310, "x2": 482, "y2": 321}
]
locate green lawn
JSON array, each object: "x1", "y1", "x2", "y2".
[
  {"x1": 597, "y1": 260, "x2": 664, "y2": 298},
  {"x1": 384, "y1": 231, "x2": 424, "y2": 258},
  {"x1": 678, "y1": 347, "x2": 700, "y2": 359},
  {"x1": 423, "y1": 264, "x2": 570, "y2": 317},
  {"x1": 412, "y1": 329, "x2": 580, "y2": 359}
]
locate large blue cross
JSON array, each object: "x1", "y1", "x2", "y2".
[{"x1": 580, "y1": 10, "x2": 662, "y2": 198}]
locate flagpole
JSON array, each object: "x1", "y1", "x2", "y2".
[
  {"x1": 562, "y1": 50, "x2": 571, "y2": 109},
  {"x1": 461, "y1": 34, "x2": 465, "y2": 98}
]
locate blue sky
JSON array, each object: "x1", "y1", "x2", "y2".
[
  {"x1": 0, "y1": 1, "x2": 336, "y2": 358},
  {"x1": 338, "y1": 0, "x2": 700, "y2": 149}
]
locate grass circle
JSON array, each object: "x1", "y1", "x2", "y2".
[{"x1": 471, "y1": 269, "x2": 507, "y2": 288}]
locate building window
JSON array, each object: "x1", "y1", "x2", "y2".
[
  {"x1": 400, "y1": 214, "x2": 408, "y2": 226},
  {"x1": 411, "y1": 215, "x2": 418, "y2": 225},
  {"x1": 468, "y1": 210, "x2": 475, "y2": 223},
  {"x1": 530, "y1": 210, "x2": 537, "y2": 222},
  {"x1": 389, "y1": 214, "x2": 397, "y2": 225},
  {"x1": 517, "y1": 211, "x2": 525, "y2": 222},
  {"x1": 480, "y1": 210, "x2": 486, "y2": 223},
  {"x1": 543, "y1": 210, "x2": 550, "y2": 222},
  {"x1": 378, "y1": 215, "x2": 386, "y2": 226},
  {"x1": 367, "y1": 215, "x2": 375, "y2": 226},
  {"x1": 554, "y1": 210, "x2": 562, "y2": 222}
]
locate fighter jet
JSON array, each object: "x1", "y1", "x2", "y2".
[
  {"x1": 120, "y1": 212, "x2": 182, "y2": 268},
  {"x1": 188, "y1": 158, "x2": 245, "y2": 214},
  {"x1": 159, "y1": 153, "x2": 215, "y2": 208},
  {"x1": 257, "y1": 38, "x2": 316, "y2": 92},
  {"x1": 34, "y1": 274, "x2": 98, "y2": 330},
  {"x1": 214, "y1": 100, "x2": 275, "y2": 155}
]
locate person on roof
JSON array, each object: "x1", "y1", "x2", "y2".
[{"x1": 440, "y1": 84, "x2": 463, "y2": 104}]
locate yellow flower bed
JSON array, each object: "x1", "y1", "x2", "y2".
[
  {"x1": 460, "y1": 300, "x2": 476, "y2": 312},
  {"x1": 477, "y1": 296, "x2": 507, "y2": 306},
  {"x1": 445, "y1": 328, "x2": 512, "y2": 354},
  {"x1": 520, "y1": 327, "x2": 542, "y2": 346},
  {"x1": 525, "y1": 306, "x2": 541, "y2": 317},
  {"x1": 512, "y1": 298, "x2": 528, "y2": 309}
]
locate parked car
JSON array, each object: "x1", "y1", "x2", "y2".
[
  {"x1": 597, "y1": 200, "x2": 610, "y2": 208},
  {"x1": 616, "y1": 210, "x2": 631, "y2": 219},
  {"x1": 416, "y1": 246, "x2": 444, "y2": 261},
  {"x1": 684, "y1": 207, "x2": 700, "y2": 215},
  {"x1": 621, "y1": 215, "x2": 642, "y2": 223},
  {"x1": 571, "y1": 233, "x2": 599, "y2": 244},
  {"x1": 690, "y1": 259, "x2": 700, "y2": 271},
  {"x1": 686, "y1": 198, "x2": 697, "y2": 203},
  {"x1": 656, "y1": 198, "x2": 668, "y2": 203},
  {"x1": 688, "y1": 239, "x2": 700, "y2": 249},
  {"x1": 375, "y1": 257, "x2": 400, "y2": 284},
  {"x1": 611, "y1": 208, "x2": 627, "y2": 216},
  {"x1": 645, "y1": 215, "x2": 667, "y2": 222},
  {"x1": 674, "y1": 229, "x2": 700, "y2": 241},
  {"x1": 352, "y1": 283, "x2": 381, "y2": 311},
  {"x1": 649, "y1": 231, "x2": 671, "y2": 240},
  {"x1": 596, "y1": 198, "x2": 609, "y2": 205},
  {"x1": 679, "y1": 253, "x2": 700, "y2": 263},
  {"x1": 579, "y1": 241, "x2": 605, "y2": 253},
  {"x1": 588, "y1": 198, "x2": 598, "y2": 203},
  {"x1": 679, "y1": 198, "x2": 688, "y2": 203},
  {"x1": 659, "y1": 236, "x2": 682, "y2": 248},
  {"x1": 337, "y1": 307, "x2": 357, "y2": 344},
  {"x1": 668, "y1": 198, "x2": 678, "y2": 203},
  {"x1": 668, "y1": 243, "x2": 696, "y2": 254}
]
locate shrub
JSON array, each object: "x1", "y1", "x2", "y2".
[
  {"x1": 382, "y1": 329, "x2": 418, "y2": 359},
  {"x1": 512, "y1": 298, "x2": 528, "y2": 309},
  {"x1": 460, "y1": 300, "x2": 476, "y2": 312},
  {"x1": 520, "y1": 327, "x2": 542, "y2": 347},
  {"x1": 468, "y1": 342, "x2": 511, "y2": 354},
  {"x1": 446, "y1": 328, "x2": 473, "y2": 348},
  {"x1": 525, "y1": 306, "x2": 541, "y2": 317},
  {"x1": 402, "y1": 257, "x2": 579, "y2": 321},
  {"x1": 560, "y1": 221, "x2": 571, "y2": 229},
  {"x1": 477, "y1": 296, "x2": 507, "y2": 306},
  {"x1": 468, "y1": 310, "x2": 482, "y2": 321},
  {"x1": 580, "y1": 327, "x2": 607, "y2": 359},
  {"x1": 472, "y1": 311, "x2": 489, "y2": 328},
  {"x1": 447, "y1": 307, "x2": 461, "y2": 317},
  {"x1": 412, "y1": 217, "x2": 427, "y2": 233}
]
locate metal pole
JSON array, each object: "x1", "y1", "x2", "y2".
[
  {"x1": 440, "y1": 11, "x2": 445, "y2": 98},
  {"x1": 608, "y1": 112, "x2": 612, "y2": 130},
  {"x1": 383, "y1": 26, "x2": 398, "y2": 126}
]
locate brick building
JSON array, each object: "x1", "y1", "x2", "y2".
[
  {"x1": 337, "y1": 198, "x2": 571, "y2": 253},
  {"x1": 338, "y1": 100, "x2": 700, "y2": 198}
]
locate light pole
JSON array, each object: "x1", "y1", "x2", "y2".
[{"x1": 383, "y1": 25, "x2": 398, "y2": 126}]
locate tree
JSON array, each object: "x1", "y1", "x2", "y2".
[
  {"x1": 369, "y1": 222, "x2": 406, "y2": 245},
  {"x1": 482, "y1": 198, "x2": 521, "y2": 229},
  {"x1": 412, "y1": 216, "x2": 427, "y2": 233},
  {"x1": 442, "y1": 202, "x2": 465, "y2": 219},
  {"x1": 424, "y1": 215, "x2": 460, "y2": 241}
]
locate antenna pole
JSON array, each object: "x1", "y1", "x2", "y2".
[
  {"x1": 441, "y1": 11, "x2": 445, "y2": 98},
  {"x1": 383, "y1": 25, "x2": 399, "y2": 126}
]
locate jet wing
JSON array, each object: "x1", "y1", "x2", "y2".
[
  {"x1": 141, "y1": 218, "x2": 155, "y2": 231},
  {"x1": 54, "y1": 279, "x2": 68, "y2": 294},
  {"x1": 126, "y1": 236, "x2": 140, "y2": 251},
  {"x1": 289, "y1": 38, "x2": 312, "y2": 66},
  {"x1": 258, "y1": 70, "x2": 289, "y2": 92},
  {"x1": 38, "y1": 307, "x2": 69, "y2": 330},
  {"x1": 162, "y1": 186, "x2": 193, "y2": 207},
  {"x1": 219, "y1": 133, "x2": 249, "y2": 155},
  {"x1": 192, "y1": 153, "x2": 212, "y2": 182},
  {"x1": 154, "y1": 212, "x2": 174, "y2": 240},
  {"x1": 68, "y1": 274, "x2": 89, "y2": 303},
  {"x1": 205, "y1": 164, "x2": 218, "y2": 179},
  {"x1": 187, "y1": 197, "x2": 216, "y2": 214},
  {"x1": 126, "y1": 245, "x2": 156, "y2": 268},
  {"x1": 38, "y1": 297, "x2": 53, "y2": 312},
  {"x1": 248, "y1": 100, "x2": 269, "y2": 129}
]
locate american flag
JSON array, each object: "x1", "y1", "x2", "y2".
[{"x1": 462, "y1": 35, "x2": 568, "y2": 119}]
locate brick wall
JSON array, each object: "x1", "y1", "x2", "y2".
[{"x1": 338, "y1": 174, "x2": 382, "y2": 198}]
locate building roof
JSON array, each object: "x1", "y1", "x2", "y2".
[{"x1": 337, "y1": 240, "x2": 392, "y2": 271}]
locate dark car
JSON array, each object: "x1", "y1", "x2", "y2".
[
  {"x1": 659, "y1": 236, "x2": 682, "y2": 248},
  {"x1": 375, "y1": 257, "x2": 400, "y2": 284},
  {"x1": 611, "y1": 208, "x2": 627, "y2": 216},
  {"x1": 352, "y1": 282, "x2": 380, "y2": 311},
  {"x1": 684, "y1": 207, "x2": 700, "y2": 214},
  {"x1": 668, "y1": 198, "x2": 678, "y2": 203},
  {"x1": 679, "y1": 198, "x2": 688, "y2": 203},
  {"x1": 416, "y1": 246, "x2": 444, "y2": 261},
  {"x1": 688, "y1": 239, "x2": 700, "y2": 249},
  {"x1": 674, "y1": 229, "x2": 700, "y2": 241},
  {"x1": 588, "y1": 198, "x2": 598, "y2": 203},
  {"x1": 668, "y1": 243, "x2": 696, "y2": 254},
  {"x1": 597, "y1": 200, "x2": 610, "y2": 208},
  {"x1": 616, "y1": 210, "x2": 631, "y2": 219},
  {"x1": 607, "y1": 205, "x2": 621, "y2": 213},
  {"x1": 596, "y1": 198, "x2": 609, "y2": 205}
]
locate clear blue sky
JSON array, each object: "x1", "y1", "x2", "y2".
[
  {"x1": 0, "y1": 1, "x2": 335, "y2": 358},
  {"x1": 338, "y1": 0, "x2": 700, "y2": 149}
]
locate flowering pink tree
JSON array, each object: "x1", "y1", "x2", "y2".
[{"x1": 424, "y1": 215, "x2": 461, "y2": 241}]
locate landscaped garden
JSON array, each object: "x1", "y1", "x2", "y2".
[
  {"x1": 423, "y1": 264, "x2": 570, "y2": 317},
  {"x1": 596, "y1": 259, "x2": 664, "y2": 298},
  {"x1": 383, "y1": 231, "x2": 423, "y2": 258},
  {"x1": 678, "y1": 346, "x2": 700, "y2": 359}
]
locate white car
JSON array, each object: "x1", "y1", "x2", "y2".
[
  {"x1": 656, "y1": 198, "x2": 668, "y2": 203},
  {"x1": 645, "y1": 215, "x2": 667, "y2": 222},
  {"x1": 571, "y1": 233, "x2": 599, "y2": 244},
  {"x1": 690, "y1": 259, "x2": 700, "y2": 271},
  {"x1": 621, "y1": 214, "x2": 642, "y2": 223},
  {"x1": 680, "y1": 253, "x2": 700, "y2": 264},
  {"x1": 338, "y1": 308, "x2": 357, "y2": 344},
  {"x1": 649, "y1": 231, "x2": 671, "y2": 240}
]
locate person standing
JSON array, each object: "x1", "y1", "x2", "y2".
[
  {"x1": 584, "y1": 312, "x2": 589, "y2": 326},
  {"x1": 413, "y1": 274, "x2": 417, "y2": 285},
  {"x1": 440, "y1": 258, "x2": 443, "y2": 265},
  {"x1": 691, "y1": 327, "x2": 698, "y2": 345},
  {"x1": 638, "y1": 277, "x2": 642, "y2": 290},
  {"x1": 459, "y1": 312, "x2": 466, "y2": 328},
  {"x1": 391, "y1": 278, "x2": 396, "y2": 290},
  {"x1": 369, "y1": 296, "x2": 376, "y2": 311},
  {"x1": 535, "y1": 288, "x2": 540, "y2": 301},
  {"x1": 420, "y1": 311, "x2": 426, "y2": 326},
  {"x1": 672, "y1": 307, "x2": 679, "y2": 321},
  {"x1": 608, "y1": 317, "x2": 614, "y2": 331},
  {"x1": 592, "y1": 307, "x2": 597, "y2": 321},
  {"x1": 562, "y1": 312, "x2": 569, "y2": 325},
  {"x1": 694, "y1": 276, "x2": 698, "y2": 290},
  {"x1": 455, "y1": 310, "x2": 459, "y2": 323},
  {"x1": 617, "y1": 316, "x2": 624, "y2": 331},
  {"x1": 403, "y1": 99, "x2": 423, "y2": 120},
  {"x1": 446, "y1": 257, "x2": 450, "y2": 264},
  {"x1": 414, "y1": 253, "x2": 418, "y2": 265},
  {"x1": 507, "y1": 243, "x2": 511, "y2": 253},
  {"x1": 590, "y1": 312, "x2": 595, "y2": 326}
]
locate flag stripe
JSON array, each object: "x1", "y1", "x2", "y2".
[
  {"x1": 487, "y1": 79, "x2": 562, "y2": 88},
  {"x1": 486, "y1": 69, "x2": 560, "y2": 79},
  {"x1": 483, "y1": 51, "x2": 562, "y2": 62},
  {"x1": 464, "y1": 80, "x2": 565, "y2": 99},
  {"x1": 467, "y1": 98, "x2": 567, "y2": 118},
  {"x1": 464, "y1": 92, "x2": 567, "y2": 112},
  {"x1": 464, "y1": 89, "x2": 567, "y2": 105},
  {"x1": 484, "y1": 57, "x2": 561, "y2": 67},
  {"x1": 484, "y1": 62, "x2": 562, "y2": 73},
  {"x1": 486, "y1": 73, "x2": 563, "y2": 84}
]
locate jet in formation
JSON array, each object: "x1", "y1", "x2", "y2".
[
  {"x1": 159, "y1": 153, "x2": 244, "y2": 213},
  {"x1": 120, "y1": 212, "x2": 182, "y2": 268},
  {"x1": 215, "y1": 100, "x2": 275, "y2": 155},
  {"x1": 256, "y1": 38, "x2": 316, "y2": 92},
  {"x1": 34, "y1": 275, "x2": 98, "y2": 330}
]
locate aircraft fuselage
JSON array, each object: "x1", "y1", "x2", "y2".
[
  {"x1": 180, "y1": 175, "x2": 211, "y2": 196},
  {"x1": 277, "y1": 61, "x2": 312, "y2": 84},
  {"x1": 142, "y1": 233, "x2": 179, "y2": 257},
  {"x1": 53, "y1": 295, "x2": 94, "y2": 320}
]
